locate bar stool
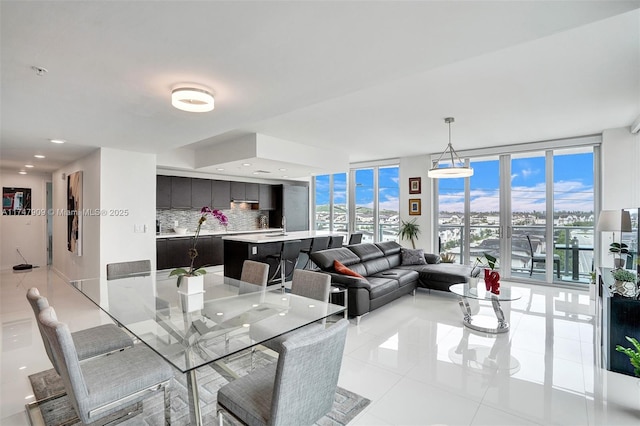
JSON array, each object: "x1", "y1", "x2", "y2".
[
  {"x1": 301, "y1": 236, "x2": 330, "y2": 270},
  {"x1": 328, "y1": 235, "x2": 344, "y2": 248},
  {"x1": 267, "y1": 239, "x2": 302, "y2": 290},
  {"x1": 348, "y1": 233, "x2": 363, "y2": 245}
]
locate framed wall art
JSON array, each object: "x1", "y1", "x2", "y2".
[
  {"x1": 409, "y1": 198, "x2": 421, "y2": 216},
  {"x1": 409, "y1": 177, "x2": 421, "y2": 194},
  {"x1": 67, "y1": 171, "x2": 83, "y2": 256},
  {"x1": 2, "y1": 187, "x2": 32, "y2": 215}
]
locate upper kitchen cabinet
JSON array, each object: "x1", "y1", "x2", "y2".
[
  {"x1": 230, "y1": 182, "x2": 259, "y2": 202},
  {"x1": 170, "y1": 176, "x2": 192, "y2": 209},
  {"x1": 191, "y1": 178, "x2": 212, "y2": 208},
  {"x1": 156, "y1": 175, "x2": 171, "y2": 209},
  {"x1": 212, "y1": 180, "x2": 231, "y2": 210},
  {"x1": 259, "y1": 184, "x2": 276, "y2": 210}
]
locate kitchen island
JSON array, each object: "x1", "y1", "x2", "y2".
[{"x1": 222, "y1": 231, "x2": 343, "y2": 280}]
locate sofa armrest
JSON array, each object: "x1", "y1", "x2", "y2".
[{"x1": 324, "y1": 272, "x2": 371, "y2": 290}]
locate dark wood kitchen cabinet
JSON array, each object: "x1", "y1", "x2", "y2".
[
  {"x1": 211, "y1": 180, "x2": 231, "y2": 210},
  {"x1": 259, "y1": 184, "x2": 276, "y2": 210},
  {"x1": 156, "y1": 175, "x2": 171, "y2": 209},
  {"x1": 157, "y1": 236, "x2": 224, "y2": 270},
  {"x1": 191, "y1": 178, "x2": 212, "y2": 208},
  {"x1": 230, "y1": 182, "x2": 259, "y2": 201},
  {"x1": 170, "y1": 177, "x2": 192, "y2": 209}
]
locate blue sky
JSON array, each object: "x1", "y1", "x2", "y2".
[
  {"x1": 315, "y1": 152, "x2": 594, "y2": 214},
  {"x1": 439, "y1": 152, "x2": 594, "y2": 213},
  {"x1": 315, "y1": 167, "x2": 400, "y2": 211}
]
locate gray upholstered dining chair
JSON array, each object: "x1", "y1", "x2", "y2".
[
  {"x1": 26, "y1": 287, "x2": 134, "y2": 373},
  {"x1": 217, "y1": 319, "x2": 349, "y2": 426},
  {"x1": 38, "y1": 306, "x2": 174, "y2": 425},
  {"x1": 253, "y1": 269, "x2": 332, "y2": 353},
  {"x1": 239, "y1": 260, "x2": 270, "y2": 294}
]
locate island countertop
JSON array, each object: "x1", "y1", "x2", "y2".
[
  {"x1": 221, "y1": 230, "x2": 343, "y2": 244},
  {"x1": 156, "y1": 228, "x2": 283, "y2": 239}
]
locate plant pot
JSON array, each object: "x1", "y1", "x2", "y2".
[
  {"x1": 179, "y1": 291, "x2": 204, "y2": 313},
  {"x1": 179, "y1": 274, "x2": 204, "y2": 295},
  {"x1": 614, "y1": 280, "x2": 638, "y2": 298},
  {"x1": 614, "y1": 258, "x2": 626, "y2": 269}
]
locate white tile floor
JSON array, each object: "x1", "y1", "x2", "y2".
[{"x1": 2, "y1": 267, "x2": 639, "y2": 425}]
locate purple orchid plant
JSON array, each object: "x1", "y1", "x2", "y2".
[{"x1": 170, "y1": 206, "x2": 228, "y2": 286}]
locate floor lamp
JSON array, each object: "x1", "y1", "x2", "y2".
[{"x1": 597, "y1": 209, "x2": 632, "y2": 268}]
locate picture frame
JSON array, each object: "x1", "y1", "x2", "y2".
[
  {"x1": 409, "y1": 177, "x2": 421, "y2": 194},
  {"x1": 409, "y1": 198, "x2": 421, "y2": 216}
]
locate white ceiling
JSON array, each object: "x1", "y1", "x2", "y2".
[{"x1": 1, "y1": 1, "x2": 639, "y2": 179}]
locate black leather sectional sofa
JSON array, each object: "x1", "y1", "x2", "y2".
[{"x1": 310, "y1": 241, "x2": 475, "y2": 324}]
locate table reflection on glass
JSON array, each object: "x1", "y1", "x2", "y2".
[{"x1": 69, "y1": 271, "x2": 344, "y2": 426}]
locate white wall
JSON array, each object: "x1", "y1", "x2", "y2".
[
  {"x1": 0, "y1": 171, "x2": 49, "y2": 270},
  {"x1": 399, "y1": 155, "x2": 434, "y2": 253},
  {"x1": 100, "y1": 148, "x2": 156, "y2": 272},
  {"x1": 599, "y1": 126, "x2": 640, "y2": 267}
]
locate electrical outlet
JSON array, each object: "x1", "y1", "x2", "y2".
[
  {"x1": 174, "y1": 220, "x2": 179, "y2": 227},
  {"x1": 252, "y1": 246, "x2": 257, "y2": 255}
]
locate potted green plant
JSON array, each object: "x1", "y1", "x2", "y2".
[
  {"x1": 610, "y1": 268, "x2": 639, "y2": 298},
  {"x1": 398, "y1": 219, "x2": 420, "y2": 249},
  {"x1": 615, "y1": 336, "x2": 640, "y2": 377},
  {"x1": 609, "y1": 242, "x2": 629, "y2": 268}
]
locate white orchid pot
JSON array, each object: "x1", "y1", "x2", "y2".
[{"x1": 180, "y1": 274, "x2": 204, "y2": 295}]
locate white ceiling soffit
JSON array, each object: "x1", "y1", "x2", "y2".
[{"x1": 186, "y1": 133, "x2": 345, "y2": 179}]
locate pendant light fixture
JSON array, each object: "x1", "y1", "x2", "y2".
[{"x1": 428, "y1": 117, "x2": 473, "y2": 178}]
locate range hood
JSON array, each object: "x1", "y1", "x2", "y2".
[{"x1": 231, "y1": 199, "x2": 259, "y2": 203}]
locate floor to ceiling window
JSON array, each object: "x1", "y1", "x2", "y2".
[
  {"x1": 313, "y1": 164, "x2": 399, "y2": 243},
  {"x1": 436, "y1": 138, "x2": 597, "y2": 287}
]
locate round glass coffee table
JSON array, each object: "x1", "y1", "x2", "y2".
[{"x1": 449, "y1": 282, "x2": 521, "y2": 334}]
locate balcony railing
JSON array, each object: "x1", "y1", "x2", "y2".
[{"x1": 439, "y1": 224, "x2": 595, "y2": 284}]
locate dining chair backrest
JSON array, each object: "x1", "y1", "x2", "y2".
[
  {"x1": 106, "y1": 259, "x2": 151, "y2": 280},
  {"x1": 348, "y1": 233, "x2": 363, "y2": 245},
  {"x1": 270, "y1": 319, "x2": 349, "y2": 425},
  {"x1": 26, "y1": 287, "x2": 58, "y2": 371},
  {"x1": 38, "y1": 306, "x2": 92, "y2": 417},
  {"x1": 291, "y1": 269, "x2": 331, "y2": 302},
  {"x1": 239, "y1": 260, "x2": 270, "y2": 294},
  {"x1": 38, "y1": 306, "x2": 173, "y2": 424},
  {"x1": 329, "y1": 235, "x2": 344, "y2": 248}
]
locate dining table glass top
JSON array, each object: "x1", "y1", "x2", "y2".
[{"x1": 69, "y1": 270, "x2": 344, "y2": 373}]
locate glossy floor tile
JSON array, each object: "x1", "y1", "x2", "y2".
[{"x1": 2, "y1": 268, "x2": 640, "y2": 425}]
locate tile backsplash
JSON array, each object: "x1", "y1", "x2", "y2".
[{"x1": 157, "y1": 204, "x2": 270, "y2": 233}]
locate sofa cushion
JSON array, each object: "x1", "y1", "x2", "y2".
[
  {"x1": 425, "y1": 253, "x2": 441, "y2": 264},
  {"x1": 311, "y1": 248, "x2": 361, "y2": 270},
  {"x1": 333, "y1": 260, "x2": 365, "y2": 279},
  {"x1": 375, "y1": 241, "x2": 402, "y2": 256},
  {"x1": 399, "y1": 263, "x2": 473, "y2": 288},
  {"x1": 371, "y1": 269, "x2": 419, "y2": 288},
  {"x1": 401, "y1": 248, "x2": 427, "y2": 266},
  {"x1": 366, "y1": 277, "x2": 399, "y2": 299},
  {"x1": 348, "y1": 244, "x2": 385, "y2": 262}
]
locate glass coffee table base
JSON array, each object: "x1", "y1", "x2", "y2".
[{"x1": 458, "y1": 296, "x2": 509, "y2": 334}]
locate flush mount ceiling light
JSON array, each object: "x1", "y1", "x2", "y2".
[
  {"x1": 428, "y1": 117, "x2": 473, "y2": 179},
  {"x1": 34, "y1": 154, "x2": 46, "y2": 159},
  {"x1": 171, "y1": 87, "x2": 214, "y2": 112},
  {"x1": 50, "y1": 139, "x2": 65, "y2": 144}
]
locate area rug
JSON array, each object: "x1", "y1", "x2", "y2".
[{"x1": 28, "y1": 350, "x2": 370, "y2": 426}]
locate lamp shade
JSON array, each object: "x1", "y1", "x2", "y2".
[{"x1": 596, "y1": 209, "x2": 632, "y2": 232}]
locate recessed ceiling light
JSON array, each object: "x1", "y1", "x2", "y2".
[
  {"x1": 50, "y1": 139, "x2": 65, "y2": 144},
  {"x1": 25, "y1": 164, "x2": 34, "y2": 168},
  {"x1": 279, "y1": 168, "x2": 287, "y2": 171},
  {"x1": 18, "y1": 171, "x2": 27, "y2": 175},
  {"x1": 34, "y1": 154, "x2": 45, "y2": 159},
  {"x1": 216, "y1": 168, "x2": 225, "y2": 171},
  {"x1": 282, "y1": 175, "x2": 288, "y2": 178},
  {"x1": 242, "y1": 163, "x2": 251, "y2": 167},
  {"x1": 171, "y1": 87, "x2": 214, "y2": 112}
]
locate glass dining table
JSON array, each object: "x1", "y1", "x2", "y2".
[{"x1": 69, "y1": 270, "x2": 345, "y2": 425}]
